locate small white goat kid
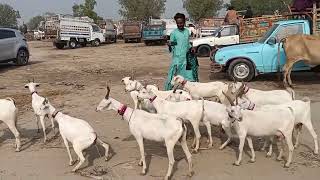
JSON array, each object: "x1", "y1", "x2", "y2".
[
  {"x1": 137, "y1": 89, "x2": 204, "y2": 152},
  {"x1": 170, "y1": 75, "x2": 226, "y2": 100},
  {"x1": 25, "y1": 82, "x2": 55, "y2": 142},
  {"x1": 0, "y1": 98, "x2": 21, "y2": 152},
  {"x1": 40, "y1": 98, "x2": 110, "y2": 172},
  {"x1": 96, "y1": 86, "x2": 193, "y2": 179},
  {"x1": 222, "y1": 103, "x2": 295, "y2": 167}
]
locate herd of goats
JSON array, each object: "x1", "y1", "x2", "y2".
[{"x1": 0, "y1": 75, "x2": 319, "y2": 179}]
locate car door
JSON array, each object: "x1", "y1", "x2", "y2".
[
  {"x1": 214, "y1": 26, "x2": 239, "y2": 46},
  {"x1": 261, "y1": 23, "x2": 308, "y2": 73},
  {"x1": 0, "y1": 29, "x2": 17, "y2": 61}
]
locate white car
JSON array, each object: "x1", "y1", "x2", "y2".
[
  {"x1": 0, "y1": 28, "x2": 29, "y2": 65},
  {"x1": 191, "y1": 25, "x2": 240, "y2": 57}
]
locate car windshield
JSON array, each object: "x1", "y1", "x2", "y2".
[
  {"x1": 212, "y1": 27, "x2": 222, "y2": 36},
  {"x1": 258, "y1": 24, "x2": 279, "y2": 43}
]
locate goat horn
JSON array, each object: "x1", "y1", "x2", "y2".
[
  {"x1": 222, "y1": 91, "x2": 235, "y2": 106},
  {"x1": 32, "y1": 77, "x2": 35, "y2": 83},
  {"x1": 105, "y1": 85, "x2": 111, "y2": 99},
  {"x1": 173, "y1": 85, "x2": 178, "y2": 93}
]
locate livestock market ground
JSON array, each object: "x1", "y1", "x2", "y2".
[{"x1": 0, "y1": 40, "x2": 320, "y2": 180}]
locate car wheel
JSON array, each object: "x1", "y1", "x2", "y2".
[
  {"x1": 197, "y1": 45, "x2": 211, "y2": 57},
  {"x1": 228, "y1": 59, "x2": 255, "y2": 82},
  {"x1": 55, "y1": 43, "x2": 64, "y2": 49},
  {"x1": 15, "y1": 49, "x2": 29, "y2": 66},
  {"x1": 69, "y1": 39, "x2": 77, "y2": 49},
  {"x1": 92, "y1": 39, "x2": 100, "y2": 47}
]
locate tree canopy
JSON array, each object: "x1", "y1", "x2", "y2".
[
  {"x1": 72, "y1": 0, "x2": 103, "y2": 22},
  {"x1": 229, "y1": 0, "x2": 293, "y2": 16},
  {"x1": 27, "y1": 15, "x2": 45, "y2": 30},
  {"x1": 0, "y1": 3, "x2": 20, "y2": 28},
  {"x1": 182, "y1": 0, "x2": 223, "y2": 21},
  {"x1": 118, "y1": 0, "x2": 166, "y2": 21}
]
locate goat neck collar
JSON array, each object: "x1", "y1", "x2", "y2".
[
  {"x1": 181, "y1": 80, "x2": 187, "y2": 86},
  {"x1": 52, "y1": 110, "x2": 61, "y2": 118},
  {"x1": 243, "y1": 84, "x2": 250, "y2": 94},
  {"x1": 247, "y1": 102, "x2": 255, "y2": 110},
  {"x1": 149, "y1": 95, "x2": 157, "y2": 102},
  {"x1": 31, "y1": 91, "x2": 38, "y2": 95},
  {"x1": 118, "y1": 104, "x2": 127, "y2": 116}
]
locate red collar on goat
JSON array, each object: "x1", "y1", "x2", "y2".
[
  {"x1": 243, "y1": 84, "x2": 250, "y2": 94},
  {"x1": 181, "y1": 80, "x2": 187, "y2": 86},
  {"x1": 118, "y1": 105, "x2": 127, "y2": 116},
  {"x1": 149, "y1": 96, "x2": 157, "y2": 102}
]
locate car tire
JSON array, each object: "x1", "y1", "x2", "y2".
[
  {"x1": 69, "y1": 39, "x2": 77, "y2": 49},
  {"x1": 15, "y1": 49, "x2": 29, "y2": 66},
  {"x1": 92, "y1": 39, "x2": 100, "y2": 47},
  {"x1": 228, "y1": 58, "x2": 255, "y2": 82},
  {"x1": 55, "y1": 43, "x2": 65, "y2": 49},
  {"x1": 197, "y1": 45, "x2": 211, "y2": 57}
]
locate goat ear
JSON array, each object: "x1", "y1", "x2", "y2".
[
  {"x1": 24, "y1": 85, "x2": 29, "y2": 88},
  {"x1": 32, "y1": 78, "x2": 35, "y2": 83}
]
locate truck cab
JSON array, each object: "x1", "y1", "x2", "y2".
[
  {"x1": 191, "y1": 25, "x2": 240, "y2": 57},
  {"x1": 211, "y1": 20, "x2": 311, "y2": 81}
]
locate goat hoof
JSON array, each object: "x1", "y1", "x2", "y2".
[
  {"x1": 188, "y1": 171, "x2": 195, "y2": 177},
  {"x1": 140, "y1": 171, "x2": 146, "y2": 176},
  {"x1": 69, "y1": 161, "x2": 76, "y2": 166},
  {"x1": 191, "y1": 149, "x2": 199, "y2": 154},
  {"x1": 276, "y1": 157, "x2": 282, "y2": 161},
  {"x1": 266, "y1": 153, "x2": 272, "y2": 158},
  {"x1": 314, "y1": 150, "x2": 319, "y2": 155},
  {"x1": 233, "y1": 162, "x2": 240, "y2": 166},
  {"x1": 260, "y1": 148, "x2": 265, "y2": 151},
  {"x1": 138, "y1": 161, "x2": 143, "y2": 166},
  {"x1": 249, "y1": 159, "x2": 255, "y2": 163},
  {"x1": 15, "y1": 148, "x2": 21, "y2": 152},
  {"x1": 284, "y1": 163, "x2": 290, "y2": 168}
]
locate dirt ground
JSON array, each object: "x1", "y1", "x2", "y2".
[{"x1": 0, "y1": 40, "x2": 320, "y2": 180}]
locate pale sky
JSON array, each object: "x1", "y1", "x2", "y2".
[{"x1": 0, "y1": 0, "x2": 229, "y2": 22}]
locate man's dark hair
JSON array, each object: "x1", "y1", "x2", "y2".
[
  {"x1": 174, "y1": 13, "x2": 186, "y2": 21},
  {"x1": 228, "y1": 6, "x2": 235, "y2": 10}
]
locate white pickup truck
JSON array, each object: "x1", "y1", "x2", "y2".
[
  {"x1": 191, "y1": 24, "x2": 239, "y2": 57},
  {"x1": 53, "y1": 15, "x2": 105, "y2": 49}
]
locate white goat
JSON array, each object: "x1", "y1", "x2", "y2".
[
  {"x1": 170, "y1": 75, "x2": 226, "y2": 100},
  {"x1": 228, "y1": 82, "x2": 295, "y2": 108},
  {"x1": 222, "y1": 102, "x2": 295, "y2": 167},
  {"x1": 25, "y1": 82, "x2": 55, "y2": 142},
  {"x1": 40, "y1": 98, "x2": 110, "y2": 172},
  {"x1": 137, "y1": 89, "x2": 204, "y2": 152},
  {"x1": 0, "y1": 98, "x2": 21, "y2": 152},
  {"x1": 146, "y1": 84, "x2": 192, "y2": 101},
  {"x1": 96, "y1": 86, "x2": 193, "y2": 179},
  {"x1": 239, "y1": 97, "x2": 318, "y2": 155}
]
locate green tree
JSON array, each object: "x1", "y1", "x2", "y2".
[
  {"x1": 27, "y1": 15, "x2": 45, "y2": 30},
  {"x1": 0, "y1": 3, "x2": 20, "y2": 28},
  {"x1": 182, "y1": 0, "x2": 223, "y2": 21},
  {"x1": 118, "y1": 0, "x2": 166, "y2": 21},
  {"x1": 229, "y1": 0, "x2": 293, "y2": 16},
  {"x1": 72, "y1": 0, "x2": 103, "y2": 22}
]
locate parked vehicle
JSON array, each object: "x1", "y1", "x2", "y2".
[
  {"x1": 33, "y1": 30, "x2": 45, "y2": 40},
  {"x1": 123, "y1": 21, "x2": 142, "y2": 43},
  {"x1": 53, "y1": 16, "x2": 105, "y2": 49},
  {"x1": 98, "y1": 19, "x2": 117, "y2": 43},
  {"x1": 197, "y1": 17, "x2": 224, "y2": 38},
  {"x1": 161, "y1": 19, "x2": 194, "y2": 39},
  {"x1": 211, "y1": 3, "x2": 320, "y2": 82},
  {"x1": 143, "y1": 20, "x2": 166, "y2": 45},
  {"x1": 0, "y1": 28, "x2": 29, "y2": 65},
  {"x1": 192, "y1": 15, "x2": 287, "y2": 57}
]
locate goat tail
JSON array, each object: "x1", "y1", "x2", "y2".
[
  {"x1": 177, "y1": 117, "x2": 188, "y2": 143},
  {"x1": 5, "y1": 97, "x2": 16, "y2": 106},
  {"x1": 94, "y1": 133, "x2": 111, "y2": 161},
  {"x1": 277, "y1": 38, "x2": 287, "y2": 78},
  {"x1": 285, "y1": 87, "x2": 295, "y2": 100}
]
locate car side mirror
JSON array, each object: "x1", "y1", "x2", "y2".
[{"x1": 267, "y1": 37, "x2": 277, "y2": 45}]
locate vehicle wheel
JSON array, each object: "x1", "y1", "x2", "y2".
[
  {"x1": 69, "y1": 39, "x2": 77, "y2": 49},
  {"x1": 15, "y1": 49, "x2": 29, "y2": 66},
  {"x1": 228, "y1": 59, "x2": 255, "y2": 82},
  {"x1": 92, "y1": 39, "x2": 100, "y2": 47},
  {"x1": 197, "y1": 45, "x2": 211, "y2": 57},
  {"x1": 55, "y1": 43, "x2": 64, "y2": 49}
]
